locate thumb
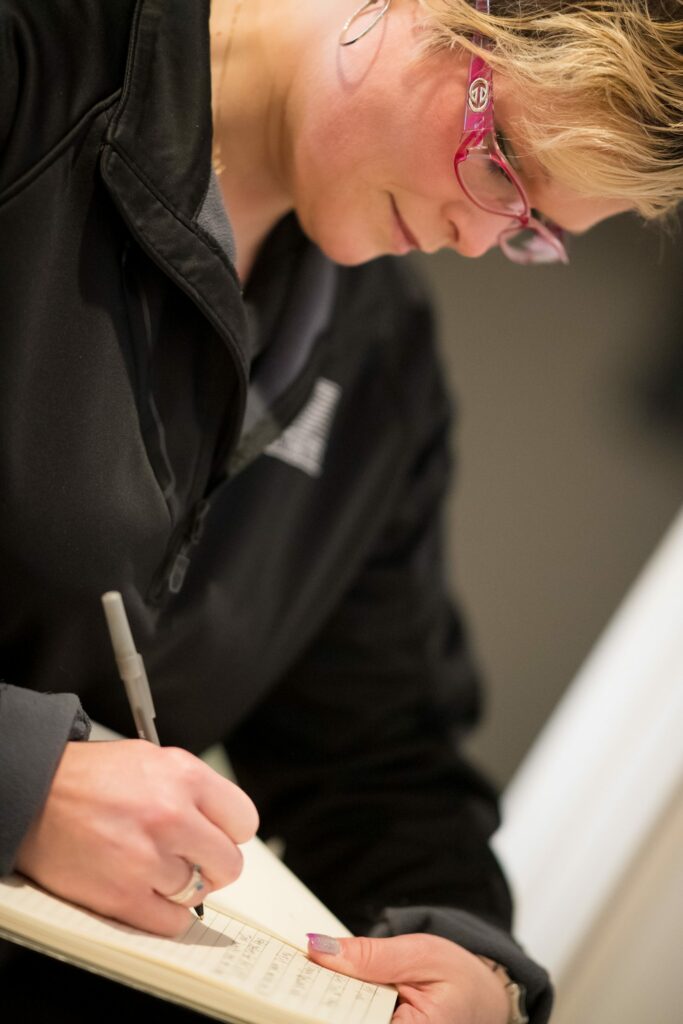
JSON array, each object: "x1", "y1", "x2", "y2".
[{"x1": 306, "y1": 932, "x2": 440, "y2": 985}]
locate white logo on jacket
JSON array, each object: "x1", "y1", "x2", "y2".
[{"x1": 265, "y1": 379, "x2": 341, "y2": 478}]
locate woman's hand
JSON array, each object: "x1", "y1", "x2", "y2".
[
  {"x1": 307, "y1": 932, "x2": 510, "y2": 1024},
  {"x1": 16, "y1": 740, "x2": 259, "y2": 936}
]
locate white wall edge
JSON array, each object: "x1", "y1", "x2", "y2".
[{"x1": 493, "y1": 505, "x2": 683, "y2": 975}]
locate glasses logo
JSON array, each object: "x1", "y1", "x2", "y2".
[{"x1": 468, "y1": 77, "x2": 490, "y2": 113}]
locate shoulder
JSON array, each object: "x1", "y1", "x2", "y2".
[
  {"x1": 0, "y1": 0, "x2": 136, "y2": 84},
  {"x1": 0, "y1": 0, "x2": 137, "y2": 193}
]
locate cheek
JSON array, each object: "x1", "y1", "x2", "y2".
[
  {"x1": 294, "y1": 184, "x2": 389, "y2": 266},
  {"x1": 292, "y1": 84, "x2": 388, "y2": 194},
  {"x1": 287, "y1": 101, "x2": 395, "y2": 262},
  {"x1": 289, "y1": 127, "x2": 370, "y2": 245}
]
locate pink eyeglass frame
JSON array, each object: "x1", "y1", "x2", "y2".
[{"x1": 453, "y1": 0, "x2": 569, "y2": 264}]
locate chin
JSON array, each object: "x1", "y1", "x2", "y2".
[
  {"x1": 323, "y1": 246, "x2": 383, "y2": 267},
  {"x1": 297, "y1": 211, "x2": 389, "y2": 267},
  {"x1": 318, "y1": 237, "x2": 390, "y2": 267}
]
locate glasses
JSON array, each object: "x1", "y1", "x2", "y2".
[{"x1": 453, "y1": 0, "x2": 568, "y2": 265}]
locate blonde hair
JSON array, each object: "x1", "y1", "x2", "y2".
[{"x1": 416, "y1": 1, "x2": 683, "y2": 219}]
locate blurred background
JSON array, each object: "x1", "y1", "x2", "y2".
[{"x1": 413, "y1": 211, "x2": 682, "y2": 1023}]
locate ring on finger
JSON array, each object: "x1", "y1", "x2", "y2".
[{"x1": 166, "y1": 862, "x2": 205, "y2": 905}]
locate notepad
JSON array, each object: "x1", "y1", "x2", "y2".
[{"x1": 0, "y1": 837, "x2": 397, "y2": 1024}]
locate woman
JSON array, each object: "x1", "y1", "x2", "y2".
[{"x1": 0, "y1": 1, "x2": 680, "y2": 1022}]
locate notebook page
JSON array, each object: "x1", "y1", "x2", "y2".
[
  {"x1": 0, "y1": 877, "x2": 396, "y2": 1024},
  {"x1": 206, "y1": 836, "x2": 352, "y2": 951}
]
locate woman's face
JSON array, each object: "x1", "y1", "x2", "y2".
[{"x1": 283, "y1": 2, "x2": 629, "y2": 265}]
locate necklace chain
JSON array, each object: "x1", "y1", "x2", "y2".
[{"x1": 212, "y1": 0, "x2": 245, "y2": 177}]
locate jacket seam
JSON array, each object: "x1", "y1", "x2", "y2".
[
  {"x1": 110, "y1": 143, "x2": 235, "y2": 274},
  {"x1": 0, "y1": 91, "x2": 121, "y2": 209},
  {"x1": 105, "y1": 142, "x2": 248, "y2": 378},
  {"x1": 105, "y1": 4, "x2": 233, "y2": 277},
  {"x1": 104, "y1": 0, "x2": 220, "y2": 247}
]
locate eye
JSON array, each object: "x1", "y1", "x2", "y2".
[
  {"x1": 486, "y1": 135, "x2": 514, "y2": 181},
  {"x1": 495, "y1": 129, "x2": 512, "y2": 160},
  {"x1": 486, "y1": 154, "x2": 511, "y2": 180},
  {"x1": 494, "y1": 128, "x2": 522, "y2": 174}
]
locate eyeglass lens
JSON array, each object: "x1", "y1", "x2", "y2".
[
  {"x1": 457, "y1": 144, "x2": 526, "y2": 218},
  {"x1": 457, "y1": 146, "x2": 565, "y2": 264},
  {"x1": 499, "y1": 225, "x2": 564, "y2": 265}
]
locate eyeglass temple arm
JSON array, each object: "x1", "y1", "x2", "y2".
[{"x1": 462, "y1": 0, "x2": 494, "y2": 136}]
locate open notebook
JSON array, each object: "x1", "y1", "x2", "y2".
[{"x1": 0, "y1": 836, "x2": 397, "y2": 1024}]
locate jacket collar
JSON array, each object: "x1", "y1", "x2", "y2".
[{"x1": 101, "y1": 0, "x2": 249, "y2": 439}]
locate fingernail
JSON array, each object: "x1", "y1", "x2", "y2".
[{"x1": 306, "y1": 933, "x2": 341, "y2": 955}]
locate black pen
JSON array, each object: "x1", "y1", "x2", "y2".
[{"x1": 101, "y1": 591, "x2": 204, "y2": 920}]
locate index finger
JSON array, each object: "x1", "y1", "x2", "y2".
[{"x1": 195, "y1": 769, "x2": 260, "y2": 845}]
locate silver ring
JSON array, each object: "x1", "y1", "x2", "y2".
[{"x1": 166, "y1": 863, "x2": 205, "y2": 905}]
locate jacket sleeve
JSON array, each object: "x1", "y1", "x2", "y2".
[
  {"x1": 0, "y1": 683, "x2": 91, "y2": 875},
  {"x1": 228, "y1": 374, "x2": 553, "y2": 1022},
  {"x1": 0, "y1": 4, "x2": 19, "y2": 164}
]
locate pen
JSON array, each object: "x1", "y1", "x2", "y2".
[{"x1": 101, "y1": 590, "x2": 204, "y2": 920}]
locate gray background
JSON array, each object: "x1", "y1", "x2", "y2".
[{"x1": 412, "y1": 212, "x2": 682, "y2": 786}]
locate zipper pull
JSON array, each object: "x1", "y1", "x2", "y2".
[
  {"x1": 157, "y1": 500, "x2": 212, "y2": 599},
  {"x1": 167, "y1": 550, "x2": 191, "y2": 595}
]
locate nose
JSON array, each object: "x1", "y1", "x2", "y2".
[{"x1": 445, "y1": 202, "x2": 503, "y2": 259}]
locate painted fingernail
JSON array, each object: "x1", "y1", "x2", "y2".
[{"x1": 306, "y1": 933, "x2": 341, "y2": 955}]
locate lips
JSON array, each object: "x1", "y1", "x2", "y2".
[{"x1": 390, "y1": 194, "x2": 421, "y2": 252}]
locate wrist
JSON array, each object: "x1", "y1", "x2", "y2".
[{"x1": 477, "y1": 956, "x2": 529, "y2": 1024}]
